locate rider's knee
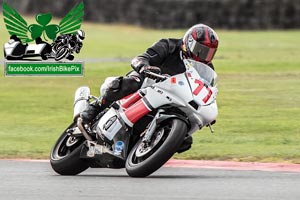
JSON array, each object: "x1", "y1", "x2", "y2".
[
  {"x1": 101, "y1": 74, "x2": 143, "y2": 103},
  {"x1": 100, "y1": 77, "x2": 121, "y2": 97}
]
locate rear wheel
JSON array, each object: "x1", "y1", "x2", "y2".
[
  {"x1": 126, "y1": 118, "x2": 187, "y2": 177},
  {"x1": 50, "y1": 122, "x2": 89, "y2": 175}
]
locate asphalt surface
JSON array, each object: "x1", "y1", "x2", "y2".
[{"x1": 1, "y1": 160, "x2": 300, "y2": 200}]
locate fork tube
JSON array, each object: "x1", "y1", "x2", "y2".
[
  {"x1": 119, "y1": 91, "x2": 143, "y2": 109},
  {"x1": 120, "y1": 98, "x2": 152, "y2": 127}
]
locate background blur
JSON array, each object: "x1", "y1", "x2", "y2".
[
  {"x1": 3, "y1": 0, "x2": 300, "y2": 29},
  {"x1": 0, "y1": 0, "x2": 299, "y2": 162}
]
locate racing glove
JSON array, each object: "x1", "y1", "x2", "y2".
[
  {"x1": 131, "y1": 57, "x2": 161, "y2": 78},
  {"x1": 131, "y1": 57, "x2": 149, "y2": 72}
]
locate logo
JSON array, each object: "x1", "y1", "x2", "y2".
[
  {"x1": 3, "y1": 2, "x2": 85, "y2": 76},
  {"x1": 178, "y1": 80, "x2": 185, "y2": 86}
]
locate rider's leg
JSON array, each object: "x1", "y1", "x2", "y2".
[
  {"x1": 176, "y1": 135, "x2": 193, "y2": 153},
  {"x1": 80, "y1": 71, "x2": 144, "y2": 123}
]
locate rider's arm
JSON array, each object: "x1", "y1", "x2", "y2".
[
  {"x1": 55, "y1": 35, "x2": 64, "y2": 42},
  {"x1": 55, "y1": 34, "x2": 71, "y2": 44},
  {"x1": 131, "y1": 39, "x2": 176, "y2": 72}
]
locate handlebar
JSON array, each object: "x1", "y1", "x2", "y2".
[{"x1": 143, "y1": 70, "x2": 168, "y2": 81}]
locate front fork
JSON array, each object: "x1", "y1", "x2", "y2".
[
  {"x1": 141, "y1": 109, "x2": 188, "y2": 144},
  {"x1": 141, "y1": 110, "x2": 162, "y2": 143}
]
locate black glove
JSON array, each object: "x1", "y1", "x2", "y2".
[
  {"x1": 131, "y1": 57, "x2": 149, "y2": 72},
  {"x1": 139, "y1": 66, "x2": 161, "y2": 79}
]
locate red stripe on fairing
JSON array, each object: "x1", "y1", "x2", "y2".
[
  {"x1": 124, "y1": 99, "x2": 151, "y2": 124},
  {"x1": 120, "y1": 92, "x2": 142, "y2": 109}
]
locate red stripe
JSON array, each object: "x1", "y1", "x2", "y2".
[
  {"x1": 202, "y1": 87, "x2": 213, "y2": 103},
  {"x1": 165, "y1": 159, "x2": 300, "y2": 172},
  {"x1": 120, "y1": 92, "x2": 142, "y2": 109},
  {"x1": 204, "y1": 27, "x2": 210, "y2": 45},
  {"x1": 192, "y1": 29, "x2": 197, "y2": 40},
  {"x1": 124, "y1": 99, "x2": 151, "y2": 124}
]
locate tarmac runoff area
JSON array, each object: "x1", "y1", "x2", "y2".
[{"x1": 5, "y1": 159, "x2": 300, "y2": 172}]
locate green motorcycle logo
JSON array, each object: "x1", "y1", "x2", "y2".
[{"x1": 3, "y1": 2, "x2": 84, "y2": 43}]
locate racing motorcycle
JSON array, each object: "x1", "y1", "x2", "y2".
[
  {"x1": 47, "y1": 36, "x2": 78, "y2": 61},
  {"x1": 50, "y1": 59, "x2": 218, "y2": 177}
]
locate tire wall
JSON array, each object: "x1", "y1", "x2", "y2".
[{"x1": 2, "y1": 0, "x2": 300, "y2": 29}]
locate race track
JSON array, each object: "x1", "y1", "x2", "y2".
[{"x1": 1, "y1": 159, "x2": 300, "y2": 200}]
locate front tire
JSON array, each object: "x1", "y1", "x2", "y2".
[
  {"x1": 50, "y1": 122, "x2": 89, "y2": 175},
  {"x1": 126, "y1": 118, "x2": 187, "y2": 177},
  {"x1": 55, "y1": 47, "x2": 69, "y2": 61}
]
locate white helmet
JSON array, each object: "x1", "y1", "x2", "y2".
[{"x1": 76, "y1": 30, "x2": 85, "y2": 42}]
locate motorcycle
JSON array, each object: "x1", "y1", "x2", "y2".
[
  {"x1": 4, "y1": 35, "x2": 78, "y2": 61},
  {"x1": 50, "y1": 59, "x2": 218, "y2": 177},
  {"x1": 47, "y1": 36, "x2": 78, "y2": 61}
]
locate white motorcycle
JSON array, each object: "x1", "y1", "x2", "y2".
[{"x1": 50, "y1": 59, "x2": 218, "y2": 177}]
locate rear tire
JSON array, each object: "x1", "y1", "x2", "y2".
[
  {"x1": 50, "y1": 122, "x2": 89, "y2": 175},
  {"x1": 126, "y1": 118, "x2": 187, "y2": 177}
]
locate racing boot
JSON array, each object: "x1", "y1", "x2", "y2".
[
  {"x1": 176, "y1": 135, "x2": 193, "y2": 153},
  {"x1": 80, "y1": 100, "x2": 107, "y2": 124},
  {"x1": 67, "y1": 54, "x2": 74, "y2": 60}
]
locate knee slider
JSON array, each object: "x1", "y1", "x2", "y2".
[
  {"x1": 100, "y1": 76, "x2": 122, "y2": 97},
  {"x1": 121, "y1": 76, "x2": 142, "y2": 94},
  {"x1": 109, "y1": 77, "x2": 122, "y2": 91}
]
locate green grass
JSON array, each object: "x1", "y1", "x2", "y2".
[{"x1": 0, "y1": 19, "x2": 299, "y2": 162}]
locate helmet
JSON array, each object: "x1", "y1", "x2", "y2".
[
  {"x1": 76, "y1": 30, "x2": 85, "y2": 42},
  {"x1": 182, "y1": 24, "x2": 219, "y2": 63}
]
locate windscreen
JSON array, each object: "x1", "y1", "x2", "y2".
[{"x1": 184, "y1": 59, "x2": 217, "y2": 87}]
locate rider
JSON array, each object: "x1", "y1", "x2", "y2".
[
  {"x1": 81, "y1": 24, "x2": 219, "y2": 152},
  {"x1": 54, "y1": 30, "x2": 85, "y2": 60}
]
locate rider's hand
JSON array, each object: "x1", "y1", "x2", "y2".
[
  {"x1": 131, "y1": 57, "x2": 149, "y2": 71},
  {"x1": 139, "y1": 66, "x2": 161, "y2": 78}
]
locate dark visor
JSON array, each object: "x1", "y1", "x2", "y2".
[{"x1": 190, "y1": 42, "x2": 217, "y2": 62}]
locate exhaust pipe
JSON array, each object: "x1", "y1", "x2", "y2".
[
  {"x1": 77, "y1": 117, "x2": 92, "y2": 141},
  {"x1": 73, "y1": 86, "x2": 90, "y2": 120}
]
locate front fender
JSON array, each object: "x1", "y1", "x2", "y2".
[
  {"x1": 156, "y1": 113, "x2": 189, "y2": 127},
  {"x1": 154, "y1": 109, "x2": 191, "y2": 131}
]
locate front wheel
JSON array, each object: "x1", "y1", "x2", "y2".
[
  {"x1": 126, "y1": 118, "x2": 187, "y2": 177},
  {"x1": 55, "y1": 47, "x2": 69, "y2": 61},
  {"x1": 50, "y1": 122, "x2": 89, "y2": 175}
]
